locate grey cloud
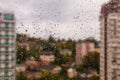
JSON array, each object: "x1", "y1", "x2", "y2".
[{"x1": 0, "y1": 0, "x2": 109, "y2": 40}]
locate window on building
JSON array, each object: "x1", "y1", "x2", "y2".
[
  {"x1": 113, "y1": 69, "x2": 117, "y2": 80},
  {"x1": 112, "y1": 53, "x2": 117, "y2": 64}
]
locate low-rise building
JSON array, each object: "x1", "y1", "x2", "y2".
[
  {"x1": 16, "y1": 64, "x2": 26, "y2": 73},
  {"x1": 75, "y1": 41, "x2": 95, "y2": 65},
  {"x1": 67, "y1": 68, "x2": 77, "y2": 78},
  {"x1": 25, "y1": 59, "x2": 39, "y2": 71},
  {"x1": 24, "y1": 71, "x2": 42, "y2": 80},
  {"x1": 39, "y1": 51, "x2": 55, "y2": 63},
  {"x1": 24, "y1": 58, "x2": 42, "y2": 80},
  {"x1": 78, "y1": 69, "x2": 99, "y2": 79},
  {"x1": 60, "y1": 49, "x2": 72, "y2": 56},
  {"x1": 39, "y1": 65, "x2": 61, "y2": 74}
]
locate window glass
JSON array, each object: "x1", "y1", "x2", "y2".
[{"x1": 0, "y1": 0, "x2": 111, "y2": 80}]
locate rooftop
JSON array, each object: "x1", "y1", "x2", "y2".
[
  {"x1": 101, "y1": 0, "x2": 120, "y2": 16},
  {"x1": 40, "y1": 51, "x2": 54, "y2": 55},
  {"x1": 111, "y1": 0, "x2": 120, "y2": 2},
  {"x1": 39, "y1": 65, "x2": 56, "y2": 71}
]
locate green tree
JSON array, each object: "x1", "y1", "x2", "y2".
[
  {"x1": 39, "y1": 71, "x2": 59, "y2": 80},
  {"x1": 28, "y1": 49, "x2": 40, "y2": 61},
  {"x1": 76, "y1": 65, "x2": 84, "y2": 72},
  {"x1": 16, "y1": 73, "x2": 27, "y2": 80},
  {"x1": 89, "y1": 75, "x2": 99, "y2": 80},
  {"x1": 54, "y1": 53, "x2": 71, "y2": 65},
  {"x1": 70, "y1": 77, "x2": 79, "y2": 80},
  {"x1": 17, "y1": 34, "x2": 29, "y2": 43},
  {"x1": 83, "y1": 51, "x2": 100, "y2": 72},
  {"x1": 48, "y1": 35, "x2": 56, "y2": 43},
  {"x1": 16, "y1": 47, "x2": 28, "y2": 64},
  {"x1": 59, "y1": 68, "x2": 67, "y2": 79},
  {"x1": 41, "y1": 42, "x2": 55, "y2": 51},
  {"x1": 28, "y1": 45, "x2": 41, "y2": 61},
  {"x1": 63, "y1": 39, "x2": 76, "y2": 60}
]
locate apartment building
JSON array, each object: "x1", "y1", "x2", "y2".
[
  {"x1": 100, "y1": 0, "x2": 120, "y2": 80},
  {"x1": 0, "y1": 10, "x2": 16, "y2": 80},
  {"x1": 75, "y1": 41, "x2": 95, "y2": 65}
]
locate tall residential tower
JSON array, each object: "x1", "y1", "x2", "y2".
[
  {"x1": 0, "y1": 10, "x2": 16, "y2": 80},
  {"x1": 100, "y1": 0, "x2": 120, "y2": 80}
]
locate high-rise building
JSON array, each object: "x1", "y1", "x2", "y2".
[
  {"x1": 75, "y1": 41, "x2": 95, "y2": 65},
  {"x1": 100, "y1": 0, "x2": 120, "y2": 80},
  {"x1": 0, "y1": 10, "x2": 16, "y2": 80}
]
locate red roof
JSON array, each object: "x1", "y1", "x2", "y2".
[{"x1": 39, "y1": 62, "x2": 49, "y2": 65}]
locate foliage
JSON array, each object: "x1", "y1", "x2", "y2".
[
  {"x1": 59, "y1": 67, "x2": 67, "y2": 79},
  {"x1": 39, "y1": 71, "x2": 59, "y2": 80},
  {"x1": 41, "y1": 42, "x2": 55, "y2": 51},
  {"x1": 28, "y1": 49, "x2": 40, "y2": 61},
  {"x1": 82, "y1": 51, "x2": 100, "y2": 72},
  {"x1": 39, "y1": 68, "x2": 68, "y2": 80},
  {"x1": 16, "y1": 47, "x2": 29, "y2": 64},
  {"x1": 89, "y1": 75, "x2": 99, "y2": 80},
  {"x1": 54, "y1": 53, "x2": 71, "y2": 65},
  {"x1": 76, "y1": 65, "x2": 84, "y2": 72},
  {"x1": 48, "y1": 35, "x2": 56, "y2": 43},
  {"x1": 63, "y1": 39, "x2": 76, "y2": 60},
  {"x1": 16, "y1": 73, "x2": 27, "y2": 80},
  {"x1": 17, "y1": 34, "x2": 29, "y2": 42},
  {"x1": 70, "y1": 77, "x2": 79, "y2": 80},
  {"x1": 28, "y1": 45, "x2": 41, "y2": 61}
]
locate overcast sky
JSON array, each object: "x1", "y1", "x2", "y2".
[{"x1": 0, "y1": 0, "x2": 109, "y2": 40}]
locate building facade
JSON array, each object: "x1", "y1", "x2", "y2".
[
  {"x1": 60, "y1": 49, "x2": 72, "y2": 56},
  {"x1": 100, "y1": 0, "x2": 120, "y2": 80},
  {"x1": 39, "y1": 51, "x2": 55, "y2": 63},
  {"x1": 0, "y1": 10, "x2": 16, "y2": 80},
  {"x1": 75, "y1": 41, "x2": 95, "y2": 65}
]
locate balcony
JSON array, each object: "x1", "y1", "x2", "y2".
[
  {"x1": 0, "y1": 59, "x2": 14, "y2": 62},
  {"x1": 0, "y1": 67, "x2": 14, "y2": 70},
  {"x1": 0, "y1": 43, "x2": 14, "y2": 46},
  {"x1": 4, "y1": 74, "x2": 13, "y2": 77},
  {"x1": 5, "y1": 26, "x2": 14, "y2": 29},
  {"x1": 0, "y1": 26, "x2": 14, "y2": 30},
  {"x1": 0, "y1": 35, "x2": 14, "y2": 38},
  {"x1": 0, "y1": 51, "x2": 14, "y2": 54},
  {"x1": 0, "y1": 74, "x2": 13, "y2": 77}
]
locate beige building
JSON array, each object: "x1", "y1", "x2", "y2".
[
  {"x1": 75, "y1": 41, "x2": 95, "y2": 65},
  {"x1": 60, "y1": 49, "x2": 72, "y2": 56},
  {"x1": 100, "y1": 0, "x2": 120, "y2": 80},
  {"x1": 40, "y1": 52, "x2": 55, "y2": 63},
  {"x1": 67, "y1": 68, "x2": 77, "y2": 79},
  {"x1": 16, "y1": 64, "x2": 25, "y2": 73}
]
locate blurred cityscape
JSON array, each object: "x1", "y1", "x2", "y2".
[
  {"x1": 16, "y1": 34, "x2": 100, "y2": 80},
  {"x1": 1, "y1": 0, "x2": 120, "y2": 80}
]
